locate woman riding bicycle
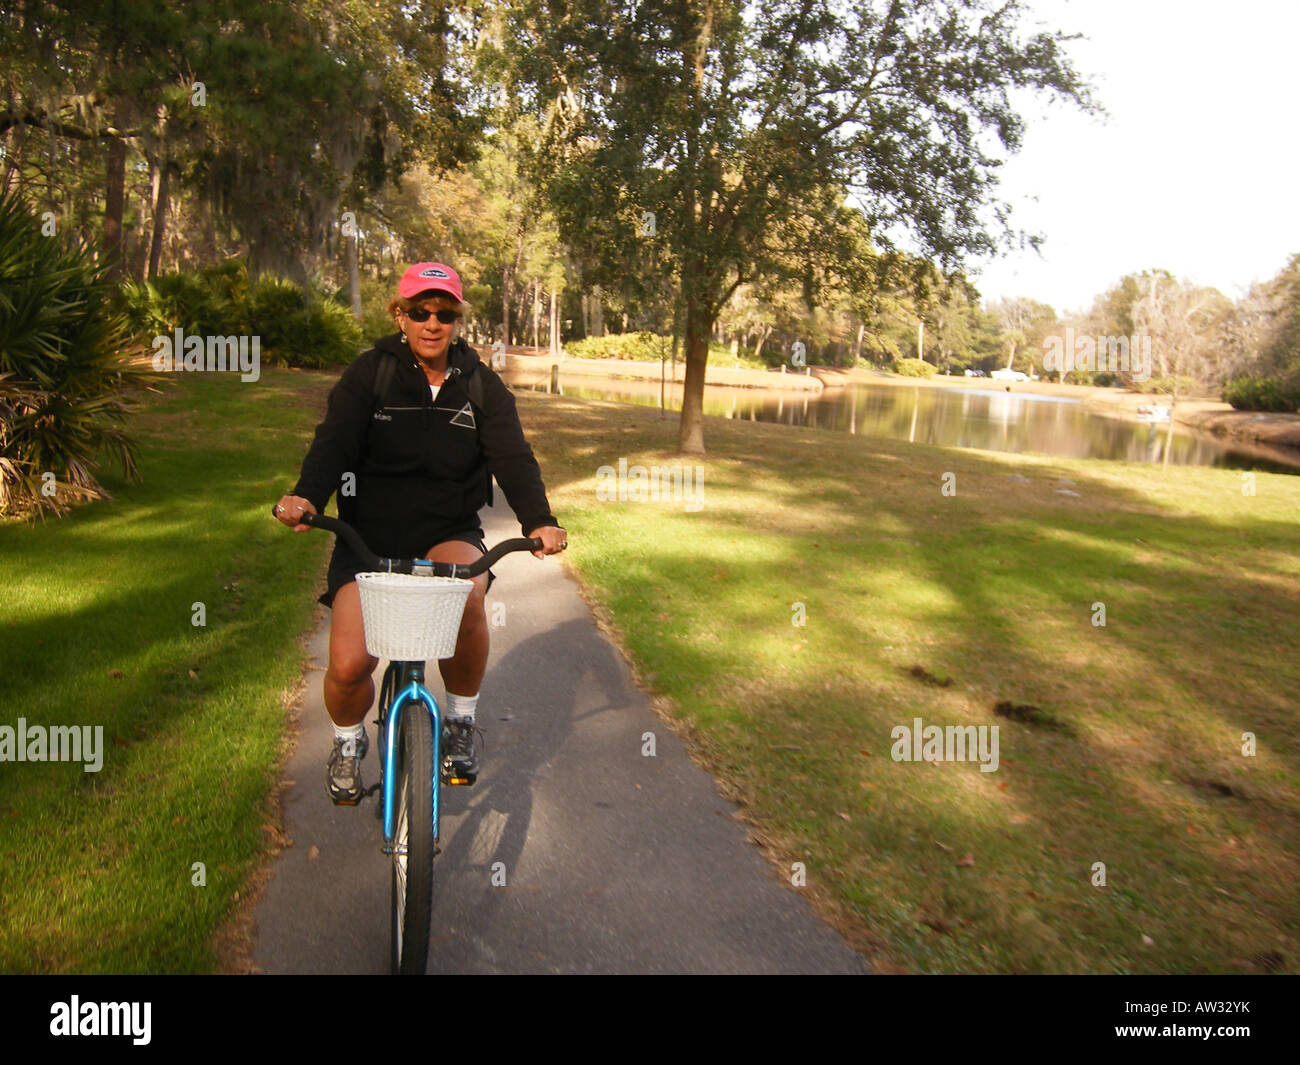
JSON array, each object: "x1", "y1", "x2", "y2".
[{"x1": 274, "y1": 262, "x2": 565, "y2": 804}]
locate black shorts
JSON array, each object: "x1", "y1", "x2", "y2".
[{"x1": 317, "y1": 529, "x2": 495, "y2": 608}]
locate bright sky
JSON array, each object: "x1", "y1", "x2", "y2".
[{"x1": 968, "y1": 0, "x2": 1300, "y2": 316}]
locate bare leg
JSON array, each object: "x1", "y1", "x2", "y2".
[
  {"x1": 324, "y1": 581, "x2": 379, "y2": 727},
  {"x1": 425, "y1": 539, "x2": 490, "y2": 696}
]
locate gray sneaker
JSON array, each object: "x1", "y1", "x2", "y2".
[
  {"x1": 327, "y1": 729, "x2": 369, "y2": 805},
  {"x1": 442, "y1": 717, "x2": 480, "y2": 782}
]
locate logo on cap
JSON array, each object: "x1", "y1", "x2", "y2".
[{"x1": 420, "y1": 267, "x2": 450, "y2": 279}]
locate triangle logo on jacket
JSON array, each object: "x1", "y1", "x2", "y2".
[{"x1": 450, "y1": 402, "x2": 476, "y2": 429}]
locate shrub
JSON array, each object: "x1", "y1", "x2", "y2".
[
  {"x1": 566, "y1": 332, "x2": 670, "y2": 361},
  {"x1": 1128, "y1": 374, "x2": 1199, "y2": 396},
  {"x1": 892, "y1": 357, "x2": 937, "y2": 378},
  {"x1": 358, "y1": 273, "x2": 400, "y2": 343},
  {"x1": 248, "y1": 277, "x2": 362, "y2": 368},
  {"x1": 0, "y1": 187, "x2": 144, "y2": 518},
  {"x1": 1223, "y1": 376, "x2": 1300, "y2": 413},
  {"x1": 117, "y1": 262, "x2": 362, "y2": 369},
  {"x1": 116, "y1": 259, "x2": 249, "y2": 340}
]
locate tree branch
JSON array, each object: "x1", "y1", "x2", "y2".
[{"x1": 0, "y1": 110, "x2": 138, "y2": 140}]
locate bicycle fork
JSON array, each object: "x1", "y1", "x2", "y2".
[{"x1": 380, "y1": 663, "x2": 441, "y2": 853}]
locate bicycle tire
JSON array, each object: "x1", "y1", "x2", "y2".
[{"x1": 390, "y1": 700, "x2": 434, "y2": 975}]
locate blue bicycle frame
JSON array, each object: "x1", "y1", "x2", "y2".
[
  {"x1": 270, "y1": 507, "x2": 542, "y2": 851},
  {"x1": 380, "y1": 661, "x2": 441, "y2": 849}
]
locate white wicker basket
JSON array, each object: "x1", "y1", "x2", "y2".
[{"x1": 354, "y1": 572, "x2": 474, "y2": 661}]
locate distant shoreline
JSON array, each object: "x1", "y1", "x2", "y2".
[
  {"x1": 812, "y1": 366, "x2": 1300, "y2": 457},
  {"x1": 490, "y1": 347, "x2": 1300, "y2": 457},
  {"x1": 491, "y1": 347, "x2": 822, "y2": 392}
]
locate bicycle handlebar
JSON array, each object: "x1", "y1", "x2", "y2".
[{"x1": 271, "y1": 506, "x2": 543, "y2": 578}]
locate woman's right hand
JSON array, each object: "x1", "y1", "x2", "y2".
[{"x1": 274, "y1": 495, "x2": 317, "y2": 532}]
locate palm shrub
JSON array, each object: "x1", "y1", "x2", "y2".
[
  {"x1": 116, "y1": 259, "x2": 250, "y2": 340},
  {"x1": 248, "y1": 275, "x2": 363, "y2": 368},
  {"x1": 117, "y1": 261, "x2": 360, "y2": 368},
  {"x1": 0, "y1": 187, "x2": 145, "y2": 518}
]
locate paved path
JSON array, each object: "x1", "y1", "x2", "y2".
[{"x1": 251, "y1": 498, "x2": 869, "y2": 974}]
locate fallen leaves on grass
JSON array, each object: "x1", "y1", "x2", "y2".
[
  {"x1": 907, "y1": 664, "x2": 953, "y2": 687},
  {"x1": 918, "y1": 911, "x2": 953, "y2": 935},
  {"x1": 993, "y1": 700, "x2": 1073, "y2": 734}
]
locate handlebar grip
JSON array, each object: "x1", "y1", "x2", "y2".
[
  {"x1": 272, "y1": 504, "x2": 382, "y2": 570},
  {"x1": 467, "y1": 537, "x2": 545, "y2": 576}
]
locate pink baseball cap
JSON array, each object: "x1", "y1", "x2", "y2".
[{"x1": 398, "y1": 262, "x2": 463, "y2": 303}]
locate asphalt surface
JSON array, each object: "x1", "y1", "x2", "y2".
[{"x1": 251, "y1": 497, "x2": 870, "y2": 974}]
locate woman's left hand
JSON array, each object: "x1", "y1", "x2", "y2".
[{"x1": 528, "y1": 526, "x2": 567, "y2": 558}]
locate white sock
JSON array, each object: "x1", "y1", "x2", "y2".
[
  {"x1": 332, "y1": 721, "x2": 364, "y2": 743},
  {"x1": 444, "y1": 692, "x2": 478, "y2": 723}
]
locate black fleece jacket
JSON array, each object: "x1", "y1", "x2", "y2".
[{"x1": 292, "y1": 334, "x2": 557, "y2": 560}]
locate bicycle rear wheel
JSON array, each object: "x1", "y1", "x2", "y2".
[{"x1": 390, "y1": 701, "x2": 434, "y2": 975}]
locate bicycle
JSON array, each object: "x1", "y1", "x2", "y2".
[{"x1": 273, "y1": 504, "x2": 541, "y2": 974}]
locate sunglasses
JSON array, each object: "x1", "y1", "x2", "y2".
[{"x1": 405, "y1": 307, "x2": 461, "y2": 324}]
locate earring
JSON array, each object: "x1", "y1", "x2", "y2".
[{"x1": 400, "y1": 332, "x2": 408, "y2": 344}]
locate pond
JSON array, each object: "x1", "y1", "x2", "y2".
[{"x1": 502, "y1": 369, "x2": 1300, "y2": 475}]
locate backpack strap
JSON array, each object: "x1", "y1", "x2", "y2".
[
  {"x1": 462, "y1": 361, "x2": 493, "y2": 507},
  {"x1": 466, "y1": 362, "x2": 485, "y2": 413},
  {"x1": 372, "y1": 349, "x2": 398, "y2": 412}
]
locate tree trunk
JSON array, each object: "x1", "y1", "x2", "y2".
[
  {"x1": 591, "y1": 284, "x2": 605, "y2": 336},
  {"x1": 549, "y1": 287, "x2": 560, "y2": 357},
  {"x1": 676, "y1": 294, "x2": 710, "y2": 455},
  {"x1": 532, "y1": 280, "x2": 541, "y2": 350},
  {"x1": 202, "y1": 170, "x2": 218, "y2": 263},
  {"x1": 1, "y1": 123, "x2": 25, "y2": 193},
  {"x1": 853, "y1": 321, "x2": 864, "y2": 363},
  {"x1": 347, "y1": 222, "x2": 362, "y2": 321},
  {"x1": 147, "y1": 161, "x2": 170, "y2": 279},
  {"x1": 671, "y1": 296, "x2": 682, "y2": 381},
  {"x1": 501, "y1": 262, "x2": 512, "y2": 348},
  {"x1": 102, "y1": 135, "x2": 126, "y2": 280}
]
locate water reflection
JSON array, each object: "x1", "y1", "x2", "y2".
[{"x1": 503, "y1": 369, "x2": 1300, "y2": 474}]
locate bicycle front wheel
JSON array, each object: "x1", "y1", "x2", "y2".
[{"x1": 390, "y1": 702, "x2": 434, "y2": 975}]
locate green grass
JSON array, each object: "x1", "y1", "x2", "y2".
[
  {"x1": 5, "y1": 369, "x2": 1297, "y2": 974},
  {"x1": 0, "y1": 371, "x2": 333, "y2": 972},
  {"x1": 520, "y1": 392, "x2": 1300, "y2": 974}
]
